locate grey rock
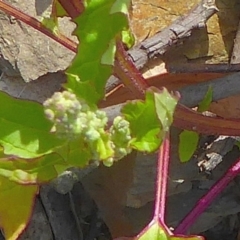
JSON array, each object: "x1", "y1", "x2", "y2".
[
  {"x1": 0, "y1": 0, "x2": 75, "y2": 81},
  {"x1": 20, "y1": 198, "x2": 54, "y2": 240}
]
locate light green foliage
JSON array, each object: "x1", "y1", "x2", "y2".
[
  {"x1": 122, "y1": 87, "x2": 178, "y2": 152},
  {"x1": 0, "y1": 91, "x2": 65, "y2": 158},
  {"x1": 0, "y1": 1, "x2": 180, "y2": 239},
  {"x1": 139, "y1": 222, "x2": 168, "y2": 240},
  {"x1": 179, "y1": 130, "x2": 199, "y2": 162},
  {"x1": 65, "y1": 0, "x2": 133, "y2": 105},
  {"x1": 0, "y1": 152, "x2": 67, "y2": 185},
  {"x1": 52, "y1": 0, "x2": 68, "y2": 17},
  {"x1": 198, "y1": 86, "x2": 213, "y2": 112},
  {"x1": 178, "y1": 87, "x2": 212, "y2": 163},
  {"x1": 43, "y1": 91, "x2": 133, "y2": 167},
  {"x1": 41, "y1": 0, "x2": 67, "y2": 34},
  {"x1": 41, "y1": 17, "x2": 59, "y2": 35},
  {"x1": 0, "y1": 176, "x2": 38, "y2": 240},
  {"x1": 138, "y1": 221, "x2": 203, "y2": 240}
]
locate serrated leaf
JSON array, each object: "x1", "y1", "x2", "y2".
[
  {"x1": 122, "y1": 88, "x2": 178, "y2": 152},
  {"x1": 58, "y1": 140, "x2": 92, "y2": 167},
  {"x1": 65, "y1": 0, "x2": 132, "y2": 105},
  {"x1": 179, "y1": 130, "x2": 199, "y2": 162},
  {"x1": 0, "y1": 176, "x2": 38, "y2": 240},
  {"x1": 0, "y1": 91, "x2": 65, "y2": 158},
  {"x1": 122, "y1": 90, "x2": 162, "y2": 152},
  {"x1": 154, "y1": 87, "x2": 178, "y2": 132},
  {"x1": 198, "y1": 86, "x2": 213, "y2": 113},
  {"x1": 0, "y1": 152, "x2": 67, "y2": 185}
]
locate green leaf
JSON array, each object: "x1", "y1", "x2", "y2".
[
  {"x1": 122, "y1": 88, "x2": 178, "y2": 152},
  {"x1": 0, "y1": 91, "x2": 65, "y2": 158},
  {"x1": 0, "y1": 153, "x2": 67, "y2": 185},
  {"x1": 179, "y1": 130, "x2": 199, "y2": 162},
  {"x1": 65, "y1": 0, "x2": 132, "y2": 105},
  {"x1": 52, "y1": 0, "x2": 68, "y2": 17},
  {"x1": 58, "y1": 140, "x2": 92, "y2": 167},
  {"x1": 136, "y1": 219, "x2": 204, "y2": 240},
  {"x1": 139, "y1": 222, "x2": 169, "y2": 240},
  {"x1": 198, "y1": 86, "x2": 213, "y2": 113},
  {"x1": 171, "y1": 236, "x2": 204, "y2": 240},
  {"x1": 0, "y1": 176, "x2": 38, "y2": 240},
  {"x1": 122, "y1": 90, "x2": 162, "y2": 152},
  {"x1": 154, "y1": 87, "x2": 178, "y2": 132},
  {"x1": 41, "y1": 17, "x2": 59, "y2": 35}
]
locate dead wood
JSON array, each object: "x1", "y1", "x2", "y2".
[
  {"x1": 107, "y1": 0, "x2": 219, "y2": 94},
  {"x1": 128, "y1": 0, "x2": 218, "y2": 69}
]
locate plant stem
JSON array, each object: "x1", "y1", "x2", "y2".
[
  {"x1": 0, "y1": 1, "x2": 77, "y2": 53},
  {"x1": 174, "y1": 156, "x2": 240, "y2": 234},
  {"x1": 57, "y1": 0, "x2": 84, "y2": 18},
  {"x1": 154, "y1": 133, "x2": 170, "y2": 222}
]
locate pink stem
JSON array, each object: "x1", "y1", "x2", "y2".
[
  {"x1": 0, "y1": 1, "x2": 77, "y2": 53},
  {"x1": 174, "y1": 157, "x2": 240, "y2": 234},
  {"x1": 154, "y1": 133, "x2": 170, "y2": 222}
]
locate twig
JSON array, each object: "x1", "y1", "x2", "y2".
[
  {"x1": 166, "y1": 63, "x2": 240, "y2": 73},
  {"x1": 0, "y1": 1, "x2": 77, "y2": 52},
  {"x1": 57, "y1": 0, "x2": 84, "y2": 18},
  {"x1": 108, "y1": 0, "x2": 219, "y2": 93},
  {"x1": 174, "y1": 156, "x2": 240, "y2": 234},
  {"x1": 128, "y1": 0, "x2": 218, "y2": 69}
]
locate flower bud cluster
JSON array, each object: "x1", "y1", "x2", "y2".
[{"x1": 44, "y1": 91, "x2": 132, "y2": 166}]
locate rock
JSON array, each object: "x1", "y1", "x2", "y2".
[
  {"x1": 39, "y1": 185, "x2": 82, "y2": 240},
  {"x1": 20, "y1": 198, "x2": 54, "y2": 240},
  {"x1": 0, "y1": 0, "x2": 75, "y2": 82},
  {"x1": 0, "y1": 72, "x2": 66, "y2": 103}
]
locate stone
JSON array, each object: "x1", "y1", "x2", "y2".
[{"x1": 0, "y1": 0, "x2": 75, "y2": 81}]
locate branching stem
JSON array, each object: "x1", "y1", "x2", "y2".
[
  {"x1": 0, "y1": 1, "x2": 77, "y2": 52},
  {"x1": 174, "y1": 157, "x2": 240, "y2": 234}
]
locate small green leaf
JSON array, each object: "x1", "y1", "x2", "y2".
[
  {"x1": 59, "y1": 140, "x2": 92, "y2": 167},
  {"x1": 139, "y1": 222, "x2": 169, "y2": 240},
  {"x1": 0, "y1": 91, "x2": 65, "y2": 158},
  {"x1": 136, "y1": 219, "x2": 204, "y2": 240},
  {"x1": 198, "y1": 86, "x2": 213, "y2": 112},
  {"x1": 65, "y1": 0, "x2": 132, "y2": 105},
  {"x1": 52, "y1": 0, "x2": 68, "y2": 17},
  {"x1": 0, "y1": 153, "x2": 67, "y2": 185},
  {"x1": 122, "y1": 88, "x2": 178, "y2": 152},
  {"x1": 0, "y1": 176, "x2": 38, "y2": 240},
  {"x1": 122, "y1": 90, "x2": 162, "y2": 152},
  {"x1": 41, "y1": 17, "x2": 59, "y2": 35},
  {"x1": 179, "y1": 130, "x2": 199, "y2": 162},
  {"x1": 154, "y1": 87, "x2": 178, "y2": 132}
]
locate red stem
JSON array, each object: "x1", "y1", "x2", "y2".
[
  {"x1": 154, "y1": 133, "x2": 170, "y2": 222},
  {"x1": 0, "y1": 1, "x2": 77, "y2": 53},
  {"x1": 57, "y1": 0, "x2": 84, "y2": 18},
  {"x1": 174, "y1": 157, "x2": 240, "y2": 234}
]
